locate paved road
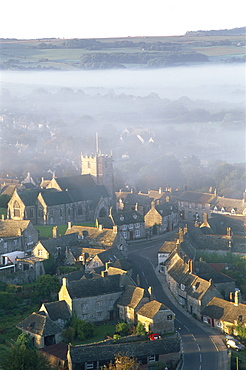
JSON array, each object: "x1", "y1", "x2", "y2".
[{"x1": 127, "y1": 235, "x2": 228, "y2": 370}]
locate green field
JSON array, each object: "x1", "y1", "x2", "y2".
[
  {"x1": 1, "y1": 33, "x2": 245, "y2": 70},
  {"x1": 35, "y1": 222, "x2": 96, "y2": 238}
]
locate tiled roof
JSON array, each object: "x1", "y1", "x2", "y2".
[
  {"x1": 212, "y1": 196, "x2": 245, "y2": 214},
  {"x1": 0, "y1": 219, "x2": 32, "y2": 237},
  {"x1": 42, "y1": 300, "x2": 71, "y2": 321},
  {"x1": 39, "y1": 342, "x2": 68, "y2": 361},
  {"x1": 178, "y1": 191, "x2": 216, "y2": 204},
  {"x1": 111, "y1": 211, "x2": 144, "y2": 225},
  {"x1": 69, "y1": 186, "x2": 109, "y2": 202},
  {"x1": 117, "y1": 285, "x2": 148, "y2": 308},
  {"x1": 17, "y1": 312, "x2": 62, "y2": 336},
  {"x1": 197, "y1": 271, "x2": 235, "y2": 284},
  {"x1": 41, "y1": 191, "x2": 72, "y2": 206},
  {"x1": 66, "y1": 274, "x2": 124, "y2": 299},
  {"x1": 137, "y1": 300, "x2": 170, "y2": 319},
  {"x1": 186, "y1": 276, "x2": 216, "y2": 300},
  {"x1": 124, "y1": 193, "x2": 153, "y2": 207},
  {"x1": 96, "y1": 247, "x2": 125, "y2": 264},
  {"x1": 70, "y1": 337, "x2": 180, "y2": 363},
  {"x1": 201, "y1": 297, "x2": 246, "y2": 324},
  {"x1": 18, "y1": 188, "x2": 58, "y2": 206}
]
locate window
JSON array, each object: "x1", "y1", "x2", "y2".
[
  {"x1": 29, "y1": 208, "x2": 34, "y2": 218},
  {"x1": 13, "y1": 201, "x2": 21, "y2": 218},
  {"x1": 122, "y1": 232, "x2": 127, "y2": 239},
  {"x1": 135, "y1": 223, "x2": 140, "y2": 228},
  {"x1": 78, "y1": 206, "x2": 83, "y2": 215},
  {"x1": 188, "y1": 203, "x2": 192, "y2": 209},
  {"x1": 87, "y1": 162, "x2": 91, "y2": 169},
  {"x1": 148, "y1": 355, "x2": 156, "y2": 362},
  {"x1": 180, "y1": 284, "x2": 185, "y2": 291},
  {"x1": 135, "y1": 230, "x2": 140, "y2": 237},
  {"x1": 86, "y1": 362, "x2": 94, "y2": 370},
  {"x1": 97, "y1": 311, "x2": 102, "y2": 317},
  {"x1": 129, "y1": 224, "x2": 133, "y2": 229},
  {"x1": 38, "y1": 209, "x2": 43, "y2": 218},
  {"x1": 60, "y1": 209, "x2": 63, "y2": 217},
  {"x1": 38, "y1": 249, "x2": 43, "y2": 257},
  {"x1": 96, "y1": 300, "x2": 102, "y2": 307},
  {"x1": 180, "y1": 201, "x2": 184, "y2": 208},
  {"x1": 82, "y1": 314, "x2": 88, "y2": 320},
  {"x1": 122, "y1": 224, "x2": 127, "y2": 230},
  {"x1": 167, "y1": 314, "x2": 173, "y2": 320}
]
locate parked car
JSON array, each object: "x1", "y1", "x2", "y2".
[
  {"x1": 149, "y1": 333, "x2": 161, "y2": 340},
  {"x1": 225, "y1": 336, "x2": 244, "y2": 351}
]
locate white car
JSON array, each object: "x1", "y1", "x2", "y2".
[{"x1": 225, "y1": 337, "x2": 244, "y2": 351}]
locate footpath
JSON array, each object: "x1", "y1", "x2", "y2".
[{"x1": 155, "y1": 267, "x2": 230, "y2": 370}]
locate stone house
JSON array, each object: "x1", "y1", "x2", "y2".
[
  {"x1": 58, "y1": 274, "x2": 133, "y2": 323},
  {"x1": 67, "y1": 336, "x2": 180, "y2": 370},
  {"x1": 201, "y1": 293, "x2": 246, "y2": 335},
  {"x1": 0, "y1": 218, "x2": 38, "y2": 255},
  {"x1": 144, "y1": 201, "x2": 178, "y2": 235},
  {"x1": 32, "y1": 233, "x2": 79, "y2": 264},
  {"x1": 85, "y1": 246, "x2": 132, "y2": 275},
  {"x1": 157, "y1": 241, "x2": 177, "y2": 272},
  {"x1": 177, "y1": 191, "x2": 216, "y2": 221},
  {"x1": 211, "y1": 193, "x2": 246, "y2": 216},
  {"x1": 40, "y1": 343, "x2": 68, "y2": 369},
  {"x1": 165, "y1": 253, "x2": 222, "y2": 318},
  {"x1": 65, "y1": 224, "x2": 128, "y2": 256},
  {"x1": 98, "y1": 209, "x2": 146, "y2": 241},
  {"x1": 117, "y1": 192, "x2": 153, "y2": 216},
  {"x1": 7, "y1": 174, "x2": 111, "y2": 225},
  {"x1": 117, "y1": 285, "x2": 150, "y2": 324},
  {"x1": 39, "y1": 300, "x2": 72, "y2": 329},
  {"x1": 17, "y1": 311, "x2": 63, "y2": 348},
  {"x1": 136, "y1": 300, "x2": 175, "y2": 334}
]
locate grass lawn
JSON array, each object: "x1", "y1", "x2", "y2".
[
  {"x1": 35, "y1": 222, "x2": 96, "y2": 238},
  {"x1": 72, "y1": 323, "x2": 116, "y2": 346}
]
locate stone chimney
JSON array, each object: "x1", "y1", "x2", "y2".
[
  {"x1": 1, "y1": 214, "x2": 4, "y2": 220},
  {"x1": 179, "y1": 228, "x2": 184, "y2": 242},
  {"x1": 188, "y1": 259, "x2": 194, "y2": 274},
  {"x1": 227, "y1": 227, "x2": 232, "y2": 237},
  {"x1": 17, "y1": 228, "x2": 22, "y2": 236},
  {"x1": 101, "y1": 270, "x2": 108, "y2": 277},
  {"x1": 52, "y1": 226, "x2": 58, "y2": 238},
  {"x1": 159, "y1": 187, "x2": 162, "y2": 194},
  {"x1": 150, "y1": 201, "x2": 155, "y2": 210},
  {"x1": 148, "y1": 286, "x2": 153, "y2": 298},
  {"x1": 203, "y1": 212, "x2": 209, "y2": 227},
  {"x1": 176, "y1": 239, "x2": 180, "y2": 255},
  {"x1": 229, "y1": 292, "x2": 234, "y2": 302},
  {"x1": 62, "y1": 277, "x2": 67, "y2": 287},
  {"x1": 135, "y1": 203, "x2": 138, "y2": 211},
  {"x1": 113, "y1": 225, "x2": 118, "y2": 234},
  {"x1": 235, "y1": 290, "x2": 240, "y2": 306},
  {"x1": 67, "y1": 221, "x2": 72, "y2": 229},
  {"x1": 98, "y1": 224, "x2": 103, "y2": 231}
]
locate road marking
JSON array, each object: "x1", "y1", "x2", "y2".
[
  {"x1": 191, "y1": 334, "x2": 197, "y2": 341},
  {"x1": 184, "y1": 325, "x2": 190, "y2": 332},
  {"x1": 199, "y1": 366, "x2": 202, "y2": 370},
  {"x1": 197, "y1": 344, "x2": 201, "y2": 351},
  {"x1": 210, "y1": 336, "x2": 219, "y2": 352},
  {"x1": 200, "y1": 354, "x2": 202, "y2": 362}
]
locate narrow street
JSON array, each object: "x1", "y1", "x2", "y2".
[{"x1": 127, "y1": 234, "x2": 228, "y2": 370}]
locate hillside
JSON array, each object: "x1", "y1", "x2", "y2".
[{"x1": 0, "y1": 28, "x2": 245, "y2": 70}]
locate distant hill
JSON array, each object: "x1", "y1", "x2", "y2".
[{"x1": 186, "y1": 27, "x2": 246, "y2": 36}]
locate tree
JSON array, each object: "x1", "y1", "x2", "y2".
[
  {"x1": 0, "y1": 333, "x2": 56, "y2": 370},
  {"x1": 104, "y1": 354, "x2": 140, "y2": 370},
  {"x1": 63, "y1": 315, "x2": 95, "y2": 342},
  {"x1": 135, "y1": 322, "x2": 146, "y2": 336},
  {"x1": 115, "y1": 322, "x2": 131, "y2": 337},
  {"x1": 34, "y1": 274, "x2": 60, "y2": 302}
]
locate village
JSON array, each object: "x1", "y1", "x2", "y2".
[{"x1": 0, "y1": 149, "x2": 246, "y2": 370}]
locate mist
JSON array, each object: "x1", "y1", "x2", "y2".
[{"x1": 0, "y1": 64, "x2": 245, "y2": 195}]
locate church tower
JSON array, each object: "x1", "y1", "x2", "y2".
[{"x1": 81, "y1": 134, "x2": 114, "y2": 198}]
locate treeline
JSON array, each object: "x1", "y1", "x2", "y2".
[
  {"x1": 186, "y1": 27, "x2": 246, "y2": 36},
  {"x1": 79, "y1": 51, "x2": 209, "y2": 69}
]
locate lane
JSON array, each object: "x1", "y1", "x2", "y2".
[{"x1": 128, "y1": 251, "x2": 218, "y2": 370}]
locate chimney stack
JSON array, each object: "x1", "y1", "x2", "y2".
[
  {"x1": 135, "y1": 203, "x2": 138, "y2": 211},
  {"x1": 235, "y1": 290, "x2": 240, "y2": 306},
  {"x1": 62, "y1": 277, "x2": 67, "y2": 287},
  {"x1": 101, "y1": 270, "x2": 108, "y2": 278},
  {"x1": 52, "y1": 226, "x2": 58, "y2": 238},
  {"x1": 176, "y1": 239, "x2": 180, "y2": 255},
  {"x1": 188, "y1": 259, "x2": 194, "y2": 274},
  {"x1": 113, "y1": 225, "x2": 118, "y2": 234},
  {"x1": 98, "y1": 224, "x2": 103, "y2": 231},
  {"x1": 227, "y1": 227, "x2": 232, "y2": 237},
  {"x1": 67, "y1": 221, "x2": 72, "y2": 229},
  {"x1": 1, "y1": 214, "x2": 4, "y2": 220},
  {"x1": 179, "y1": 228, "x2": 184, "y2": 242}
]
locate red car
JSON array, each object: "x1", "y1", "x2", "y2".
[{"x1": 149, "y1": 333, "x2": 161, "y2": 340}]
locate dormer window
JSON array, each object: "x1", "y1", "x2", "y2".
[
  {"x1": 214, "y1": 206, "x2": 218, "y2": 212},
  {"x1": 120, "y1": 216, "x2": 124, "y2": 221},
  {"x1": 180, "y1": 283, "x2": 185, "y2": 291},
  {"x1": 221, "y1": 207, "x2": 225, "y2": 213},
  {"x1": 231, "y1": 209, "x2": 235, "y2": 214}
]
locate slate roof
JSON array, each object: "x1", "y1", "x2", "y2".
[
  {"x1": 124, "y1": 193, "x2": 153, "y2": 207},
  {"x1": 66, "y1": 274, "x2": 124, "y2": 299},
  {"x1": 42, "y1": 300, "x2": 71, "y2": 321},
  {"x1": 65, "y1": 226, "x2": 119, "y2": 247},
  {"x1": 52, "y1": 174, "x2": 96, "y2": 191},
  {"x1": 38, "y1": 233, "x2": 79, "y2": 254},
  {"x1": 117, "y1": 285, "x2": 149, "y2": 308},
  {"x1": 69, "y1": 186, "x2": 109, "y2": 202},
  {"x1": 186, "y1": 276, "x2": 216, "y2": 300},
  {"x1": 41, "y1": 191, "x2": 72, "y2": 206},
  {"x1": 70, "y1": 337, "x2": 180, "y2": 364},
  {"x1": 137, "y1": 300, "x2": 170, "y2": 319},
  {"x1": 178, "y1": 191, "x2": 216, "y2": 204},
  {"x1": 111, "y1": 211, "x2": 144, "y2": 225},
  {"x1": 96, "y1": 247, "x2": 125, "y2": 264},
  {"x1": 197, "y1": 271, "x2": 235, "y2": 284},
  {"x1": 158, "y1": 241, "x2": 177, "y2": 254},
  {"x1": 17, "y1": 312, "x2": 62, "y2": 336},
  {"x1": 17, "y1": 188, "x2": 58, "y2": 206},
  {"x1": 0, "y1": 219, "x2": 32, "y2": 237},
  {"x1": 201, "y1": 297, "x2": 246, "y2": 324},
  {"x1": 212, "y1": 196, "x2": 245, "y2": 214},
  {"x1": 205, "y1": 214, "x2": 245, "y2": 235}
]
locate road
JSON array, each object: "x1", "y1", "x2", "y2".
[{"x1": 127, "y1": 235, "x2": 221, "y2": 370}]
